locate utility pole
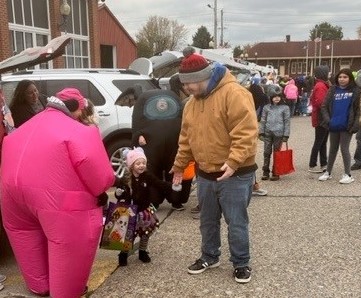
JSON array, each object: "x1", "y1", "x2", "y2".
[
  {"x1": 213, "y1": 0, "x2": 217, "y2": 48},
  {"x1": 207, "y1": 0, "x2": 218, "y2": 48},
  {"x1": 318, "y1": 32, "x2": 323, "y2": 65},
  {"x1": 220, "y1": 9, "x2": 223, "y2": 47}
]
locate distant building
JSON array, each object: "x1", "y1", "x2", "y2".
[
  {"x1": 245, "y1": 37, "x2": 361, "y2": 77},
  {"x1": 0, "y1": 0, "x2": 136, "y2": 70}
]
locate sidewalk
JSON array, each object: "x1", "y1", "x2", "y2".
[{"x1": 1, "y1": 116, "x2": 361, "y2": 297}]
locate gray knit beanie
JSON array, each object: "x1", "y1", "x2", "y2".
[
  {"x1": 178, "y1": 46, "x2": 212, "y2": 83},
  {"x1": 314, "y1": 65, "x2": 329, "y2": 81}
]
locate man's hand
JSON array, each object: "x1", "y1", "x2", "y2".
[
  {"x1": 170, "y1": 169, "x2": 183, "y2": 186},
  {"x1": 217, "y1": 163, "x2": 235, "y2": 181}
]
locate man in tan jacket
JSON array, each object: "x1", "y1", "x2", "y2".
[{"x1": 171, "y1": 47, "x2": 258, "y2": 283}]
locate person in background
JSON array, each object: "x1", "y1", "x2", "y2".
[
  {"x1": 318, "y1": 68, "x2": 360, "y2": 184},
  {"x1": 259, "y1": 90, "x2": 291, "y2": 181},
  {"x1": 248, "y1": 76, "x2": 268, "y2": 196},
  {"x1": 308, "y1": 66, "x2": 330, "y2": 173},
  {"x1": 350, "y1": 70, "x2": 361, "y2": 171},
  {"x1": 171, "y1": 47, "x2": 258, "y2": 284},
  {"x1": 283, "y1": 78, "x2": 299, "y2": 116},
  {"x1": 249, "y1": 76, "x2": 269, "y2": 122},
  {"x1": 1, "y1": 87, "x2": 115, "y2": 297},
  {"x1": 351, "y1": 130, "x2": 361, "y2": 170},
  {"x1": 78, "y1": 98, "x2": 99, "y2": 126},
  {"x1": 9, "y1": 80, "x2": 44, "y2": 127},
  {"x1": 169, "y1": 74, "x2": 196, "y2": 210},
  {"x1": 131, "y1": 88, "x2": 183, "y2": 210}
]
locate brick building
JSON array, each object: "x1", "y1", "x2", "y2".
[
  {"x1": 0, "y1": 0, "x2": 137, "y2": 70},
  {"x1": 245, "y1": 37, "x2": 361, "y2": 77}
]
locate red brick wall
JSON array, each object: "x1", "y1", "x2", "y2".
[
  {"x1": 0, "y1": 1, "x2": 11, "y2": 63},
  {"x1": 98, "y1": 6, "x2": 137, "y2": 68},
  {"x1": 0, "y1": 0, "x2": 100, "y2": 69},
  {"x1": 49, "y1": 0, "x2": 65, "y2": 68},
  {"x1": 88, "y1": 0, "x2": 101, "y2": 68}
]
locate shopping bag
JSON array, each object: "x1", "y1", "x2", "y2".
[
  {"x1": 273, "y1": 143, "x2": 295, "y2": 176},
  {"x1": 99, "y1": 201, "x2": 138, "y2": 251}
]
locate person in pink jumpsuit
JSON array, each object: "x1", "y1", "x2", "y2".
[{"x1": 0, "y1": 88, "x2": 115, "y2": 298}]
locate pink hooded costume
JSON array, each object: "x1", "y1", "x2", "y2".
[{"x1": 0, "y1": 89, "x2": 115, "y2": 298}]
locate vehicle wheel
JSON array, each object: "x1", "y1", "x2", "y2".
[{"x1": 107, "y1": 139, "x2": 132, "y2": 178}]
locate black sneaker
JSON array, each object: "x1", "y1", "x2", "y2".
[
  {"x1": 270, "y1": 175, "x2": 280, "y2": 181},
  {"x1": 171, "y1": 203, "x2": 185, "y2": 211},
  {"x1": 187, "y1": 259, "x2": 220, "y2": 274},
  {"x1": 190, "y1": 205, "x2": 200, "y2": 213},
  {"x1": 261, "y1": 174, "x2": 269, "y2": 180},
  {"x1": 351, "y1": 163, "x2": 361, "y2": 170},
  {"x1": 234, "y1": 266, "x2": 252, "y2": 283}
]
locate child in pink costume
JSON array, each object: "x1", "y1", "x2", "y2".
[{"x1": 0, "y1": 88, "x2": 115, "y2": 298}]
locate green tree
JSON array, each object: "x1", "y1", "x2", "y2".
[
  {"x1": 309, "y1": 22, "x2": 343, "y2": 40},
  {"x1": 136, "y1": 16, "x2": 188, "y2": 58},
  {"x1": 233, "y1": 44, "x2": 253, "y2": 59},
  {"x1": 233, "y1": 45, "x2": 242, "y2": 58},
  {"x1": 191, "y1": 26, "x2": 212, "y2": 49}
]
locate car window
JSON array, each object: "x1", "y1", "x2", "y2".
[
  {"x1": 112, "y1": 79, "x2": 158, "y2": 93},
  {"x1": 1, "y1": 81, "x2": 20, "y2": 105},
  {"x1": 1, "y1": 79, "x2": 106, "y2": 107},
  {"x1": 39, "y1": 80, "x2": 106, "y2": 106}
]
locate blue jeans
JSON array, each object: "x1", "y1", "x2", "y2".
[
  {"x1": 197, "y1": 172, "x2": 254, "y2": 268},
  {"x1": 300, "y1": 93, "x2": 308, "y2": 115}
]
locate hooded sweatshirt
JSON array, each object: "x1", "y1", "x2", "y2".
[
  {"x1": 172, "y1": 66, "x2": 258, "y2": 177},
  {"x1": 284, "y1": 79, "x2": 298, "y2": 100}
]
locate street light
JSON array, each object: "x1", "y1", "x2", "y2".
[
  {"x1": 59, "y1": 0, "x2": 71, "y2": 32},
  {"x1": 240, "y1": 53, "x2": 248, "y2": 61},
  {"x1": 209, "y1": 40, "x2": 214, "y2": 49},
  {"x1": 207, "y1": 0, "x2": 217, "y2": 49},
  {"x1": 254, "y1": 52, "x2": 258, "y2": 64}
]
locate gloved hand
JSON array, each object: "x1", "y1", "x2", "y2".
[
  {"x1": 258, "y1": 134, "x2": 265, "y2": 141},
  {"x1": 282, "y1": 136, "x2": 289, "y2": 142},
  {"x1": 97, "y1": 192, "x2": 108, "y2": 207}
]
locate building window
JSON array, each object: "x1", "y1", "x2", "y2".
[
  {"x1": 7, "y1": 0, "x2": 48, "y2": 29},
  {"x1": 8, "y1": 0, "x2": 50, "y2": 69},
  {"x1": 63, "y1": 0, "x2": 90, "y2": 68},
  {"x1": 291, "y1": 62, "x2": 297, "y2": 74},
  {"x1": 297, "y1": 62, "x2": 303, "y2": 74}
]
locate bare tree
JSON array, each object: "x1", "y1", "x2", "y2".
[{"x1": 136, "y1": 16, "x2": 188, "y2": 57}]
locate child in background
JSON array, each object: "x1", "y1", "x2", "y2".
[
  {"x1": 78, "y1": 99, "x2": 99, "y2": 126},
  {"x1": 259, "y1": 90, "x2": 291, "y2": 181},
  {"x1": 115, "y1": 147, "x2": 176, "y2": 266}
]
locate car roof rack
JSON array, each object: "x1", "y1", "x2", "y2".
[{"x1": 10, "y1": 68, "x2": 141, "y2": 76}]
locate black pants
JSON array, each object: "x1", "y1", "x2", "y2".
[
  {"x1": 309, "y1": 126, "x2": 328, "y2": 168},
  {"x1": 262, "y1": 133, "x2": 283, "y2": 175}
]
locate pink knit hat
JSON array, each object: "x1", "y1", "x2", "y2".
[
  {"x1": 56, "y1": 88, "x2": 87, "y2": 110},
  {"x1": 126, "y1": 147, "x2": 147, "y2": 167}
]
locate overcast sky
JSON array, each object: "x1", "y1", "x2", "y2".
[{"x1": 104, "y1": 0, "x2": 361, "y2": 48}]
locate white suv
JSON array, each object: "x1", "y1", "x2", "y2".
[{"x1": 1, "y1": 68, "x2": 158, "y2": 176}]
